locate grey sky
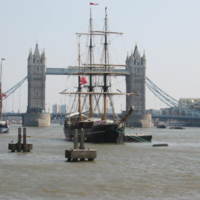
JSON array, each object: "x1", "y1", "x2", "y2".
[{"x1": 1, "y1": 0, "x2": 200, "y2": 112}]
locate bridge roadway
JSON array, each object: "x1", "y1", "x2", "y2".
[
  {"x1": 5, "y1": 66, "x2": 200, "y2": 124},
  {"x1": 3, "y1": 112, "x2": 200, "y2": 121},
  {"x1": 46, "y1": 67, "x2": 129, "y2": 76},
  {"x1": 2, "y1": 113, "x2": 66, "y2": 119},
  {"x1": 152, "y1": 114, "x2": 200, "y2": 121}
]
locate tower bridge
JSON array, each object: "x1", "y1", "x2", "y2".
[
  {"x1": 3, "y1": 43, "x2": 200, "y2": 127},
  {"x1": 21, "y1": 44, "x2": 146, "y2": 127}
]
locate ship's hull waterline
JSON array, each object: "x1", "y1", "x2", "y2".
[{"x1": 64, "y1": 123, "x2": 125, "y2": 144}]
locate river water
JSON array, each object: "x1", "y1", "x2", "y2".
[{"x1": 0, "y1": 125, "x2": 200, "y2": 200}]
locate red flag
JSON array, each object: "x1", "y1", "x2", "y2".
[
  {"x1": 0, "y1": 93, "x2": 6, "y2": 98},
  {"x1": 80, "y1": 77, "x2": 88, "y2": 85},
  {"x1": 89, "y1": 2, "x2": 99, "y2": 6}
]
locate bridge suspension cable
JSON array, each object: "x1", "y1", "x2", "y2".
[
  {"x1": 3, "y1": 76, "x2": 27, "y2": 100},
  {"x1": 146, "y1": 77, "x2": 178, "y2": 107},
  {"x1": 146, "y1": 77, "x2": 200, "y2": 117},
  {"x1": 3, "y1": 74, "x2": 200, "y2": 117}
]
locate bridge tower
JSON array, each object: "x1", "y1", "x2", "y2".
[
  {"x1": 126, "y1": 45, "x2": 148, "y2": 127},
  {"x1": 23, "y1": 44, "x2": 50, "y2": 127}
]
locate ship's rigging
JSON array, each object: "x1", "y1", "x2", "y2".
[{"x1": 61, "y1": 7, "x2": 135, "y2": 122}]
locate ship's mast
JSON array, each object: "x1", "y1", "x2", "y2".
[
  {"x1": 60, "y1": 7, "x2": 135, "y2": 122},
  {"x1": 88, "y1": 8, "x2": 94, "y2": 118},
  {"x1": 102, "y1": 7, "x2": 109, "y2": 120},
  {"x1": 77, "y1": 34, "x2": 82, "y2": 120}
]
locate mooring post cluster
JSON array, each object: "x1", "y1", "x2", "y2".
[
  {"x1": 8, "y1": 127, "x2": 33, "y2": 152},
  {"x1": 65, "y1": 128, "x2": 97, "y2": 162}
]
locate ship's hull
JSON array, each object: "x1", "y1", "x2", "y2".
[{"x1": 64, "y1": 123, "x2": 125, "y2": 144}]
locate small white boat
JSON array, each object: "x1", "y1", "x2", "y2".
[{"x1": 0, "y1": 120, "x2": 9, "y2": 133}]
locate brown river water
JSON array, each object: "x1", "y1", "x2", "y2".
[{"x1": 0, "y1": 125, "x2": 200, "y2": 200}]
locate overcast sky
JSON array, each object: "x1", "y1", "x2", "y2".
[{"x1": 1, "y1": 0, "x2": 200, "y2": 112}]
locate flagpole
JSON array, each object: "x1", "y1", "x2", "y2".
[{"x1": 0, "y1": 58, "x2": 5, "y2": 120}]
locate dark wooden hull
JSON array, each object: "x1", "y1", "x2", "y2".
[{"x1": 64, "y1": 123, "x2": 125, "y2": 144}]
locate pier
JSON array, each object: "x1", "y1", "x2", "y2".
[
  {"x1": 8, "y1": 127, "x2": 33, "y2": 152},
  {"x1": 65, "y1": 129, "x2": 97, "y2": 162}
]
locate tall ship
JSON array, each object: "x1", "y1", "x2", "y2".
[{"x1": 62, "y1": 7, "x2": 135, "y2": 143}]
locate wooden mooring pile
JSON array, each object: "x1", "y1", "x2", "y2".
[
  {"x1": 8, "y1": 127, "x2": 33, "y2": 152},
  {"x1": 65, "y1": 129, "x2": 97, "y2": 162}
]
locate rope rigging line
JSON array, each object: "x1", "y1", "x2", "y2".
[{"x1": 93, "y1": 94, "x2": 101, "y2": 114}]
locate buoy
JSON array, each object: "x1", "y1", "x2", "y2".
[{"x1": 152, "y1": 143, "x2": 168, "y2": 147}]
